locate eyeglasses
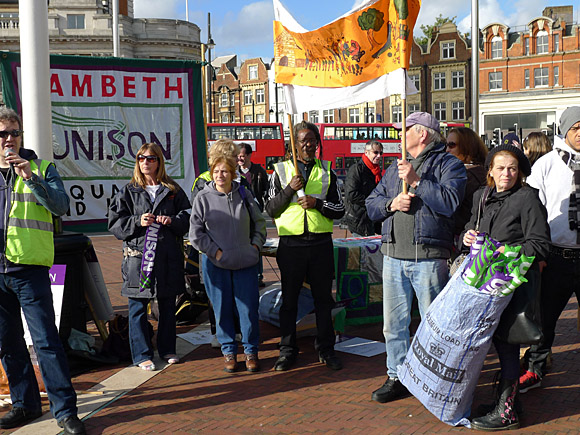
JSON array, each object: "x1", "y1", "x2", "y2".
[
  {"x1": 446, "y1": 141, "x2": 457, "y2": 149},
  {"x1": 0, "y1": 130, "x2": 23, "y2": 139},
  {"x1": 137, "y1": 155, "x2": 159, "y2": 163},
  {"x1": 371, "y1": 150, "x2": 383, "y2": 155}
]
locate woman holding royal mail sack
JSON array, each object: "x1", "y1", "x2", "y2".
[
  {"x1": 189, "y1": 152, "x2": 266, "y2": 373},
  {"x1": 108, "y1": 143, "x2": 191, "y2": 371},
  {"x1": 461, "y1": 144, "x2": 551, "y2": 431}
]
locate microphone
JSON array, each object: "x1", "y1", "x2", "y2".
[{"x1": 4, "y1": 149, "x2": 13, "y2": 168}]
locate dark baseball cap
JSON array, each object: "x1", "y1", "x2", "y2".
[{"x1": 394, "y1": 112, "x2": 440, "y2": 133}]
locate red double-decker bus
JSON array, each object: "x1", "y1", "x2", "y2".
[
  {"x1": 315, "y1": 123, "x2": 402, "y2": 178},
  {"x1": 207, "y1": 123, "x2": 285, "y2": 172}
]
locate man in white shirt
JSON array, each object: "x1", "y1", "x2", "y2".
[{"x1": 520, "y1": 106, "x2": 580, "y2": 393}]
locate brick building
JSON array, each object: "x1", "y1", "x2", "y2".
[
  {"x1": 238, "y1": 58, "x2": 270, "y2": 124},
  {"x1": 479, "y1": 5, "x2": 580, "y2": 140},
  {"x1": 407, "y1": 21, "x2": 472, "y2": 125},
  {"x1": 212, "y1": 55, "x2": 240, "y2": 123}
]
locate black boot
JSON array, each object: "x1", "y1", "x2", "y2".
[
  {"x1": 475, "y1": 374, "x2": 523, "y2": 417},
  {"x1": 471, "y1": 378, "x2": 520, "y2": 431}
]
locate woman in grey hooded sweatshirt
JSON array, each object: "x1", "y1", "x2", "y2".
[{"x1": 189, "y1": 153, "x2": 266, "y2": 373}]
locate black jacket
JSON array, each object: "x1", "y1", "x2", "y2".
[
  {"x1": 453, "y1": 164, "x2": 487, "y2": 237},
  {"x1": 108, "y1": 183, "x2": 191, "y2": 299},
  {"x1": 463, "y1": 185, "x2": 551, "y2": 261},
  {"x1": 342, "y1": 159, "x2": 380, "y2": 236},
  {"x1": 241, "y1": 162, "x2": 268, "y2": 211}
]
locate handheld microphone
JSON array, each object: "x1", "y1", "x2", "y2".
[{"x1": 4, "y1": 149, "x2": 13, "y2": 168}]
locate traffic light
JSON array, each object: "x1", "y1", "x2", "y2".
[{"x1": 493, "y1": 128, "x2": 501, "y2": 145}]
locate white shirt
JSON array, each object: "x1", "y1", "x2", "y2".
[
  {"x1": 145, "y1": 184, "x2": 161, "y2": 202},
  {"x1": 527, "y1": 135, "x2": 579, "y2": 248}
]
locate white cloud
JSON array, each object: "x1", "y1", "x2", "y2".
[
  {"x1": 134, "y1": 0, "x2": 180, "y2": 19},
  {"x1": 414, "y1": 0, "x2": 470, "y2": 39},
  {"x1": 213, "y1": 2, "x2": 274, "y2": 53}
]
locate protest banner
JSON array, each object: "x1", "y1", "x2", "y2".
[
  {"x1": 0, "y1": 53, "x2": 207, "y2": 231},
  {"x1": 273, "y1": 0, "x2": 420, "y2": 114}
]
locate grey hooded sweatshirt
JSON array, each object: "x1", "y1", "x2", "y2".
[{"x1": 189, "y1": 180, "x2": 266, "y2": 270}]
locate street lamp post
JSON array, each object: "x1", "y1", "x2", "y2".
[{"x1": 206, "y1": 13, "x2": 216, "y2": 123}]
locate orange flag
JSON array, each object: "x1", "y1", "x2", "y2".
[{"x1": 273, "y1": 0, "x2": 420, "y2": 113}]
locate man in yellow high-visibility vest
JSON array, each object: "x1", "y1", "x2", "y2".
[
  {"x1": 265, "y1": 121, "x2": 345, "y2": 371},
  {"x1": 0, "y1": 108, "x2": 85, "y2": 434}
]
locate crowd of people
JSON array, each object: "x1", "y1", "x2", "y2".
[{"x1": 1, "y1": 104, "x2": 579, "y2": 433}]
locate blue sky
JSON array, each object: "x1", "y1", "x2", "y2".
[{"x1": 134, "y1": 0, "x2": 578, "y2": 62}]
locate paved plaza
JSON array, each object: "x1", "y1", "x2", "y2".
[{"x1": 1, "y1": 230, "x2": 579, "y2": 434}]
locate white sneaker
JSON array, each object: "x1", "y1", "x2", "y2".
[{"x1": 211, "y1": 335, "x2": 220, "y2": 349}]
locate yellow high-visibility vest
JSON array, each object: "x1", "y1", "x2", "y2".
[
  {"x1": 273, "y1": 159, "x2": 333, "y2": 236},
  {"x1": 6, "y1": 159, "x2": 55, "y2": 267}
]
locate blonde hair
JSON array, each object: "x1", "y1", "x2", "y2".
[
  {"x1": 208, "y1": 138, "x2": 240, "y2": 167},
  {"x1": 130, "y1": 143, "x2": 179, "y2": 193}
]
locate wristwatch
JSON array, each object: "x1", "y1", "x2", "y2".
[{"x1": 414, "y1": 179, "x2": 421, "y2": 189}]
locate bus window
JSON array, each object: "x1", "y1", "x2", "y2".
[
  {"x1": 323, "y1": 126, "x2": 336, "y2": 140},
  {"x1": 236, "y1": 126, "x2": 260, "y2": 140},
  {"x1": 344, "y1": 127, "x2": 356, "y2": 140},
  {"x1": 209, "y1": 126, "x2": 235, "y2": 140},
  {"x1": 265, "y1": 156, "x2": 284, "y2": 172},
  {"x1": 262, "y1": 126, "x2": 281, "y2": 140},
  {"x1": 387, "y1": 126, "x2": 399, "y2": 140},
  {"x1": 382, "y1": 156, "x2": 397, "y2": 169},
  {"x1": 369, "y1": 126, "x2": 384, "y2": 140},
  {"x1": 335, "y1": 156, "x2": 344, "y2": 169},
  {"x1": 344, "y1": 157, "x2": 358, "y2": 169}
]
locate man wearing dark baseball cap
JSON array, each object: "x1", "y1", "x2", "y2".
[
  {"x1": 521, "y1": 106, "x2": 580, "y2": 393},
  {"x1": 366, "y1": 112, "x2": 467, "y2": 403}
]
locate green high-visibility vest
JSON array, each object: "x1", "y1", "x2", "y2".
[
  {"x1": 273, "y1": 159, "x2": 333, "y2": 236},
  {"x1": 192, "y1": 170, "x2": 211, "y2": 191},
  {"x1": 6, "y1": 159, "x2": 55, "y2": 267}
]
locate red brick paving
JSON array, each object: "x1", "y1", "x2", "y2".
[{"x1": 2, "y1": 230, "x2": 580, "y2": 434}]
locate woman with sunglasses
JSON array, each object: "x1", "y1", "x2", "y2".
[
  {"x1": 108, "y1": 143, "x2": 191, "y2": 371},
  {"x1": 445, "y1": 127, "x2": 488, "y2": 240}
]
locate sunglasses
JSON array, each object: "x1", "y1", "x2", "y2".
[
  {"x1": 137, "y1": 155, "x2": 159, "y2": 163},
  {"x1": 0, "y1": 129, "x2": 23, "y2": 139},
  {"x1": 446, "y1": 141, "x2": 457, "y2": 149}
]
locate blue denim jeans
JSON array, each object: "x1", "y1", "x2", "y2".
[
  {"x1": 0, "y1": 268, "x2": 77, "y2": 422},
  {"x1": 382, "y1": 256, "x2": 449, "y2": 379},
  {"x1": 202, "y1": 255, "x2": 260, "y2": 355},
  {"x1": 128, "y1": 296, "x2": 176, "y2": 364}
]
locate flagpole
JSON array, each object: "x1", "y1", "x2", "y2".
[
  {"x1": 201, "y1": 44, "x2": 209, "y2": 161},
  {"x1": 287, "y1": 113, "x2": 306, "y2": 198},
  {"x1": 287, "y1": 113, "x2": 300, "y2": 176},
  {"x1": 401, "y1": 75, "x2": 408, "y2": 194}
]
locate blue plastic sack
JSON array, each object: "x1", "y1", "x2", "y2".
[{"x1": 397, "y1": 260, "x2": 513, "y2": 427}]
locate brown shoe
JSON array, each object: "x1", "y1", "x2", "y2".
[
  {"x1": 245, "y1": 353, "x2": 260, "y2": 372},
  {"x1": 224, "y1": 354, "x2": 237, "y2": 373}
]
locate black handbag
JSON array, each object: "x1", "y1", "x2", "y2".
[{"x1": 494, "y1": 266, "x2": 543, "y2": 345}]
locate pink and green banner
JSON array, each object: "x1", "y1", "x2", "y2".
[{"x1": 1, "y1": 53, "x2": 207, "y2": 232}]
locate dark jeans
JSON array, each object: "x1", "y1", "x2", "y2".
[
  {"x1": 0, "y1": 268, "x2": 77, "y2": 422},
  {"x1": 128, "y1": 296, "x2": 176, "y2": 364},
  {"x1": 493, "y1": 337, "x2": 520, "y2": 380},
  {"x1": 527, "y1": 252, "x2": 580, "y2": 376},
  {"x1": 276, "y1": 239, "x2": 336, "y2": 357}
]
